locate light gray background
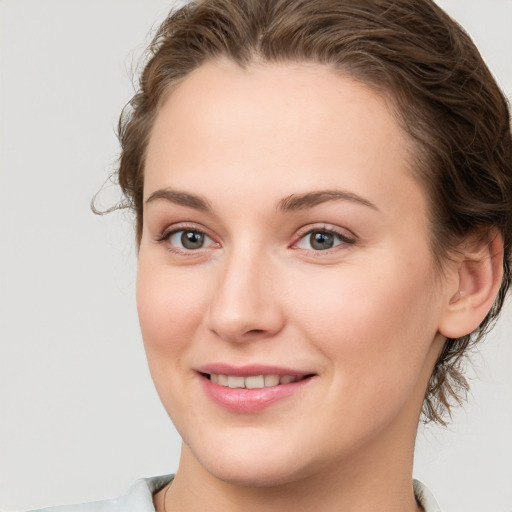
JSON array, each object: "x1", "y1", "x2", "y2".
[{"x1": 0, "y1": 1, "x2": 511, "y2": 511}]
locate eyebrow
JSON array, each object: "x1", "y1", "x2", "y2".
[
  {"x1": 145, "y1": 188, "x2": 212, "y2": 212},
  {"x1": 278, "y1": 190, "x2": 379, "y2": 212},
  {"x1": 144, "y1": 187, "x2": 379, "y2": 214}
]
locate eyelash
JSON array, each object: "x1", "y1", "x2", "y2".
[{"x1": 155, "y1": 224, "x2": 356, "y2": 255}]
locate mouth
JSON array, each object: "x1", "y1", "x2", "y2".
[
  {"x1": 203, "y1": 373, "x2": 310, "y2": 389},
  {"x1": 197, "y1": 365, "x2": 316, "y2": 413}
]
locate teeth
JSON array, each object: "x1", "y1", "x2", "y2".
[
  {"x1": 264, "y1": 374, "x2": 279, "y2": 386},
  {"x1": 209, "y1": 373, "x2": 301, "y2": 389},
  {"x1": 227, "y1": 376, "x2": 245, "y2": 388},
  {"x1": 245, "y1": 375, "x2": 265, "y2": 389}
]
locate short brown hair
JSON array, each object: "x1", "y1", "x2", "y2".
[{"x1": 115, "y1": 0, "x2": 512, "y2": 424}]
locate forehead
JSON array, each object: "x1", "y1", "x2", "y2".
[{"x1": 144, "y1": 59, "x2": 425, "y2": 223}]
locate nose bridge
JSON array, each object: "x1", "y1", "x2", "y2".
[{"x1": 206, "y1": 241, "x2": 283, "y2": 342}]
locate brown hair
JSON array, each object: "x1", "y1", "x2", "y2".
[{"x1": 115, "y1": 0, "x2": 512, "y2": 424}]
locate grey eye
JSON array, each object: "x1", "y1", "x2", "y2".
[
  {"x1": 169, "y1": 230, "x2": 211, "y2": 250},
  {"x1": 309, "y1": 231, "x2": 335, "y2": 250},
  {"x1": 296, "y1": 229, "x2": 349, "y2": 251}
]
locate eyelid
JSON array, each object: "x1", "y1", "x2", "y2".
[{"x1": 294, "y1": 223, "x2": 356, "y2": 240}]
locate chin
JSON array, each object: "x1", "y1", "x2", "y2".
[
  {"x1": 182, "y1": 430, "x2": 318, "y2": 488},
  {"x1": 202, "y1": 456, "x2": 309, "y2": 488}
]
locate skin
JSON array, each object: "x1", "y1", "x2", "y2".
[{"x1": 137, "y1": 59, "x2": 452, "y2": 512}]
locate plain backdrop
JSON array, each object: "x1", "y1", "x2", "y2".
[{"x1": 0, "y1": 1, "x2": 511, "y2": 511}]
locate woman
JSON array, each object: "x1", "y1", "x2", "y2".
[{"x1": 27, "y1": 0, "x2": 512, "y2": 510}]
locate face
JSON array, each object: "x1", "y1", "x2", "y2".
[{"x1": 137, "y1": 60, "x2": 447, "y2": 486}]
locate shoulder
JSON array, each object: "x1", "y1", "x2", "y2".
[
  {"x1": 25, "y1": 475, "x2": 173, "y2": 512},
  {"x1": 413, "y1": 479, "x2": 442, "y2": 512}
]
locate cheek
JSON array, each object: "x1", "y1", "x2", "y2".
[
  {"x1": 288, "y1": 254, "x2": 440, "y2": 395},
  {"x1": 136, "y1": 258, "x2": 218, "y2": 432},
  {"x1": 136, "y1": 259, "x2": 208, "y2": 366}
]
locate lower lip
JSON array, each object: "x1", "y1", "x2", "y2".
[{"x1": 200, "y1": 375, "x2": 314, "y2": 413}]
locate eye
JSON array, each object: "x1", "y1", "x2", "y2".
[
  {"x1": 295, "y1": 229, "x2": 353, "y2": 251},
  {"x1": 167, "y1": 229, "x2": 215, "y2": 250}
]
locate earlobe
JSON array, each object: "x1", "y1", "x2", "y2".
[{"x1": 438, "y1": 229, "x2": 504, "y2": 339}]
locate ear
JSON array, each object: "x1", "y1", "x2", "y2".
[{"x1": 438, "y1": 229, "x2": 504, "y2": 339}]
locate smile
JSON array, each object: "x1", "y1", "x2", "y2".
[
  {"x1": 198, "y1": 365, "x2": 316, "y2": 413},
  {"x1": 208, "y1": 374, "x2": 305, "y2": 388}
]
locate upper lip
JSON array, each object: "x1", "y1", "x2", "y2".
[{"x1": 197, "y1": 363, "x2": 314, "y2": 377}]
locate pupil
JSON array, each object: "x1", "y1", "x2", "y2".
[
  {"x1": 310, "y1": 232, "x2": 334, "y2": 250},
  {"x1": 181, "y1": 231, "x2": 204, "y2": 249}
]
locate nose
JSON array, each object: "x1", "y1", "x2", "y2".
[{"x1": 205, "y1": 248, "x2": 285, "y2": 343}]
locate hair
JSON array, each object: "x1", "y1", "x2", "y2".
[{"x1": 113, "y1": 0, "x2": 512, "y2": 424}]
